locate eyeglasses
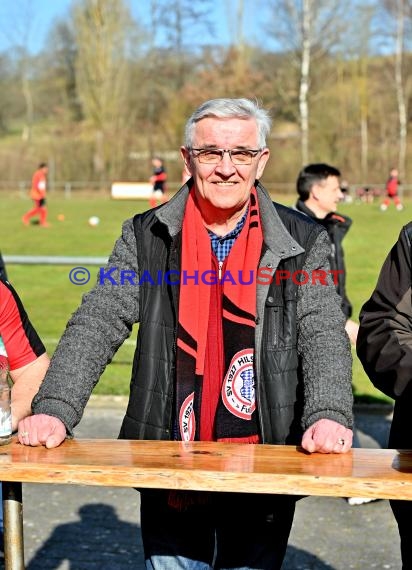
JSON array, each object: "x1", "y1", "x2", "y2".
[{"x1": 189, "y1": 148, "x2": 262, "y2": 165}]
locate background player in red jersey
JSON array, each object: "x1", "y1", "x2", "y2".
[
  {"x1": 149, "y1": 157, "x2": 168, "y2": 207},
  {"x1": 22, "y1": 162, "x2": 49, "y2": 227},
  {"x1": 380, "y1": 167, "x2": 403, "y2": 211}
]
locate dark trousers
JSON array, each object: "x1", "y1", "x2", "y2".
[
  {"x1": 141, "y1": 490, "x2": 297, "y2": 569},
  {"x1": 390, "y1": 500, "x2": 412, "y2": 569}
]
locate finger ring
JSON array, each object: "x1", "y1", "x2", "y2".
[
  {"x1": 337, "y1": 438, "x2": 345, "y2": 445},
  {"x1": 19, "y1": 431, "x2": 29, "y2": 437}
]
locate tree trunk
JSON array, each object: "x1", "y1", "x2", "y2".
[
  {"x1": 395, "y1": 0, "x2": 407, "y2": 181},
  {"x1": 299, "y1": 0, "x2": 311, "y2": 165}
]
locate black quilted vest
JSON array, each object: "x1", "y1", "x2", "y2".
[{"x1": 119, "y1": 202, "x2": 322, "y2": 444}]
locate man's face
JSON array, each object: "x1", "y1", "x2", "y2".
[
  {"x1": 311, "y1": 176, "x2": 343, "y2": 215},
  {"x1": 181, "y1": 117, "x2": 269, "y2": 216}
]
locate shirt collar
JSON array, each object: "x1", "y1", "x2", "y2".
[{"x1": 207, "y1": 206, "x2": 249, "y2": 241}]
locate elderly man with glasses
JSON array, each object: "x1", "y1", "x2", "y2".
[{"x1": 18, "y1": 98, "x2": 353, "y2": 570}]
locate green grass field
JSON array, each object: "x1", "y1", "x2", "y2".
[{"x1": 0, "y1": 191, "x2": 409, "y2": 403}]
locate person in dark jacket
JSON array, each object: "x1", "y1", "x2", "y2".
[
  {"x1": 295, "y1": 163, "x2": 358, "y2": 345},
  {"x1": 295, "y1": 163, "x2": 374, "y2": 506},
  {"x1": 357, "y1": 222, "x2": 412, "y2": 568},
  {"x1": 17, "y1": 98, "x2": 353, "y2": 570}
]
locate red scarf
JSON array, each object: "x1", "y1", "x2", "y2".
[{"x1": 176, "y1": 187, "x2": 263, "y2": 442}]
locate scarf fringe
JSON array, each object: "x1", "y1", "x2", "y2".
[
  {"x1": 167, "y1": 490, "x2": 211, "y2": 511},
  {"x1": 217, "y1": 434, "x2": 260, "y2": 444}
]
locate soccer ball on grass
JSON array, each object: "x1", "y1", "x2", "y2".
[{"x1": 88, "y1": 216, "x2": 100, "y2": 227}]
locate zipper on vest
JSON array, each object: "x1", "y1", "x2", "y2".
[{"x1": 218, "y1": 261, "x2": 223, "y2": 279}]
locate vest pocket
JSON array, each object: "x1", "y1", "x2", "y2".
[{"x1": 263, "y1": 298, "x2": 297, "y2": 351}]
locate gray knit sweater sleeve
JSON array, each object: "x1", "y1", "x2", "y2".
[
  {"x1": 32, "y1": 218, "x2": 140, "y2": 432},
  {"x1": 297, "y1": 230, "x2": 353, "y2": 430}
]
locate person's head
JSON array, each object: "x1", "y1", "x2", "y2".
[
  {"x1": 390, "y1": 167, "x2": 398, "y2": 178},
  {"x1": 340, "y1": 179, "x2": 349, "y2": 193},
  {"x1": 296, "y1": 163, "x2": 342, "y2": 218},
  {"x1": 181, "y1": 98, "x2": 271, "y2": 219},
  {"x1": 151, "y1": 157, "x2": 163, "y2": 169},
  {"x1": 39, "y1": 162, "x2": 48, "y2": 172}
]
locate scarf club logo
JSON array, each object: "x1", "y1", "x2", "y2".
[
  {"x1": 222, "y1": 349, "x2": 256, "y2": 420},
  {"x1": 179, "y1": 392, "x2": 195, "y2": 441}
]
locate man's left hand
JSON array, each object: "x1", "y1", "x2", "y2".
[{"x1": 301, "y1": 419, "x2": 353, "y2": 454}]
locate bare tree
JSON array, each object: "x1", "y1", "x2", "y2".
[
  {"x1": 43, "y1": 19, "x2": 82, "y2": 123},
  {"x1": 73, "y1": 0, "x2": 139, "y2": 182},
  {"x1": 134, "y1": 0, "x2": 215, "y2": 156},
  {"x1": 266, "y1": 0, "x2": 348, "y2": 165},
  {"x1": 0, "y1": 0, "x2": 36, "y2": 141},
  {"x1": 225, "y1": 0, "x2": 247, "y2": 80},
  {"x1": 343, "y1": 3, "x2": 376, "y2": 183},
  {"x1": 299, "y1": 0, "x2": 311, "y2": 165},
  {"x1": 0, "y1": 54, "x2": 21, "y2": 135},
  {"x1": 379, "y1": 0, "x2": 412, "y2": 182},
  {"x1": 156, "y1": 0, "x2": 215, "y2": 89},
  {"x1": 394, "y1": 0, "x2": 408, "y2": 180}
]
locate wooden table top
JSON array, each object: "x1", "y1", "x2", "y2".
[{"x1": 1, "y1": 438, "x2": 411, "y2": 500}]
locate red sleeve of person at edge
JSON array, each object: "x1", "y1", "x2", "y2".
[{"x1": 0, "y1": 279, "x2": 46, "y2": 371}]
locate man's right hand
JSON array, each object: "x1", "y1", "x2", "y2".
[{"x1": 17, "y1": 414, "x2": 67, "y2": 448}]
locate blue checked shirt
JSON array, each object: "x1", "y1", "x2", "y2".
[{"x1": 208, "y1": 208, "x2": 248, "y2": 262}]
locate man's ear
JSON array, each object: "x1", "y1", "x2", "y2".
[
  {"x1": 256, "y1": 148, "x2": 270, "y2": 179},
  {"x1": 180, "y1": 147, "x2": 193, "y2": 175},
  {"x1": 311, "y1": 183, "x2": 321, "y2": 201}
]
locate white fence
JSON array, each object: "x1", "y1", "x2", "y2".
[{"x1": 3, "y1": 255, "x2": 107, "y2": 266}]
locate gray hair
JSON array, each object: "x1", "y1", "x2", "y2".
[{"x1": 184, "y1": 98, "x2": 272, "y2": 149}]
